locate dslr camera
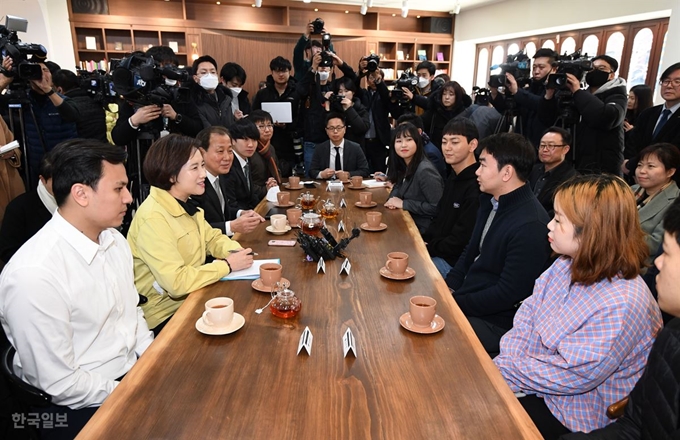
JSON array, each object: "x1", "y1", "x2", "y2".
[
  {"x1": 488, "y1": 50, "x2": 531, "y2": 88},
  {"x1": 472, "y1": 86, "x2": 491, "y2": 106},
  {"x1": 364, "y1": 54, "x2": 380, "y2": 73},
  {"x1": 546, "y1": 50, "x2": 593, "y2": 91},
  {"x1": 310, "y1": 18, "x2": 325, "y2": 35},
  {"x1": 0, "y1": 18, "x2": 47, "y2": 81},
  {"x1": 391, "y1": 69, "x2": 418, "y2": 108},
  {"x1": 319, "y1": 33, "x2": 333, "y2": 68}
]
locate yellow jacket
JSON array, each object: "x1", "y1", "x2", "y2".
[{"x1": 127, "y1": 187, "x2": 242, "y2": 329}]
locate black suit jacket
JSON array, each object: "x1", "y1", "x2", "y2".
[
  {"x1": 309, "y1": 139, "x2": 370, "y2": 179},
  {"x1": 625, "y1": 105, "x2": 680, "y2": 173},
  {"x1": 223, "y1": 159, "x2": 262, "y2": 211},
  {"x1": 0, "y1": 190, "x2": 52, "y2": 265},
  {"x1": 528, "y1": 160, "x2": 579, "y2": 216},
  {"x1": 192, "y1": 175, "x2": 237, "y2": 234}
]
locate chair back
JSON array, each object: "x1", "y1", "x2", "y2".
[{"x1": 0, "y1": 342, "x2": 51, "y2": 407}]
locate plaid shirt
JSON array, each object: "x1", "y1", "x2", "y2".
[{"x1": 494, "y1": 257, "x2": 662, "y2": 433}]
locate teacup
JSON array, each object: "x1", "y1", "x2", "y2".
[
  {"x1": 409, "y1": 296, "x2": 437, "y2": 328},
  {"x1": 366, "y1": 211, "x2": 382, "y2": 228},
  {"x1": 203, "y1": 297, "x2": 234, "y2": 327},
  {"x1": 386, "y1": 251, "x2": 409, "y2": 275},
  {"x1": 351, "y1": 176, "x2": 363, "y2": 187},
  {"x1": 336, "y1": 170, "x2": 349, "y2": 182},
  {"x1": 277, "y1": 191, "x2": 291, "y2": 205},
  {"x1": 260, "y1": 263, "x2": 283, "y2": 288},
  {"x1": 270, "y1": 214, "x2": 287, "y2": 231},
  {"x1": 359, "y1": 191, "x2": 372, "y2": 205},
  {"x1": 287, "y1": 208, "x2": 302, "y2": 227},
  {"x1": 288, "y1": 176, "x2": 301, "y2": 188}
]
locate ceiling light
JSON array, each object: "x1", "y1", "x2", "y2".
[
  {"x1": 392, "y1": 13, "x2": 396, "y2": 17},
  {"x1": 216, "y1": 1, "x2": 220, "y2": 4},
  {"x1": 416, "y1": 15, "x2": 420, "y2": 18},
  {"x1": 255, "y1": 0, "x2": 262, "y2": 7},
  {"x1": 303, "y1": 0, "x2": 311, "y2": 3},
  {"x1": 367, "y1": 0, "x2": 373, "y2": 6},
  {"x1": 345, "y1": 10, "x2": 349, "y2": 13},
  {"x1": 360, "y1": 3, "x2": 368, "y2": 15},
  {"x1": 401, "y1": 0, "x2": 408, "y2": 18},
  {"x1": 314, "y1": 8, "x2": 318, "y2": 11},
  {"x1": 453, "y1": 1, "x2": 461, "y2": 14}
]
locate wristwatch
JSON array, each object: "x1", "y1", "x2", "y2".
[
  {"x1": 174, "y1": 113, "x2": 183, "y2": 124},
  {"x1": 44, "y1": 89, "x2": 55, "y2": 96}
]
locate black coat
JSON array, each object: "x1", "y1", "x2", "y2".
[
  {"x1": 421, "y1": 94, "x2": 472, "y2": 149},
  {"x1": 0, "y1": 190, "x2": 51, "y2": 265},
  {"x1": 358, "y1": 81, "x2": 392, "y2": 148},
  {"x1": 223, "y1": 158, "x2": 262, "y2": 211},
  {"x1": 624, "y1": 104, "x2": 680, "y2": 173},
  {"x1": 192, "y1": 175, "x2": 237, "y2": 234},
  {"x1": 63, "y1": 88, "x2": 108, "y2": 142},
  {"x1": 190, "y1": 83, "x2": 235, "y2": 129},
  {"x1": 513, "y1": 81, "x2": 552, "y2": 148},
  {"x1": 528, "y1": 160, "x2": 579, "y2": 216}
]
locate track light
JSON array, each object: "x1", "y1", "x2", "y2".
[
  {"x1": 367, "y1": 0, "x2": 373, "y2": 7},
  {"x1": 303, "y1": 0, "x2": 311, "y2": 3},
  {"x1": 360, "y1": 3, "x2": 367, "y2": 15},
  {"x1": 255, "y1": 0, "x2": 262, "y2": 7},
  {"x1": 453, "y1": 1, "x2": 461, "y2": 14},
  {"x1": 401, "y1": 0, "x2": 408, "y2": 18}
]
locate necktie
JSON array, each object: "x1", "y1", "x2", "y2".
[
  {"x1": 334, "y1": 146, "x2": 342, "y2": 171},
  {"x1": 653, "y1": 109, "x2": 672, "y2": 139},
  {"x1": 213, "y1": 178, "x2": 225, "y2": 213},
  {"x1": 244, "y1": 162, "x2": 251, "y2": 190}
]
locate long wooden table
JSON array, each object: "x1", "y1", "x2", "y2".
[{"x1": 77, "y1": 182, "x2": 541, "y2": 439}]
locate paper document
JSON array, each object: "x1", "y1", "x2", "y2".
[
  {"x1": 261, "y1": 102, "x2": 292, "y2": 124},
  {"x1": 0, "y1": 141, "x2": 20, "y2": 155},
  {"x1": 222, "y1": 259, "x2": 281, "y2": 281}
]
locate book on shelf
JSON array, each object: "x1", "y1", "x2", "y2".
[
  {"x1": 85, "y1": 36, "x2": 97, "y2": 50},
  {"x1": 396, "y1": 50, "x2": 405, "y2": 60},
  {"x1": 79, "y1": 59, "x2": 109, "y2": 72},
  {"x1": 382, "y1": 68, "x2": 395, "y2": 80},
  {"x1": 417, "y1": 50, "x2": 427, "y2": 61},
  {"x1": 434, "y1": 69, "x2": 449, "y2": 76},
  {"x1": 436, "y1": 52, "x2": 444, "y2": 61}
]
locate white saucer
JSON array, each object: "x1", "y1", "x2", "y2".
[
  {"x1": 195, "y1": 313, "x2": 245, "y2": 335},
  {"x1": 266, "y1": 225, "x2": 292, "y2": 235}
]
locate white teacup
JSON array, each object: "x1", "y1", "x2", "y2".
[
  {"x1": 271, "y1": 214, "x2": 288, "y2": 231},
  {"x1": 202, "y1": 297, "x2": 234, "y2": 327}
]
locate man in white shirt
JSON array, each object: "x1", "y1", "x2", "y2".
[{"x1": 0, "y1": 139, "x2": 154, "y2": 437}]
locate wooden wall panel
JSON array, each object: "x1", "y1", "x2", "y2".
[
  {"x1": 289, "y1": 10, "x2": 366, "y2": 30},
  {"x1": 379, "y1": 15, "x2": 420, "y2": 33},
  {"x1": 108, "y1": 0, "x2": 184, "y2": 19},
  {"x1": 186, "y1": 4, "x2": 286, "y2": 25}
]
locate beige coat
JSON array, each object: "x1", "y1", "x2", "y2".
[{"x1": 0, "y1": 118, "x2": 25, "y2": 225}]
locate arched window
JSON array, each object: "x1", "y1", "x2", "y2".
[
  {"x1": 491, "y1": 45, "x2": 504, "y2": 74},
  {"x1": 627, "y1": 28, "x2": 654, "y2": 87},
  {"x1": 605, "y1": 32, "x2": 625, "y2": 65},
  {"x1": 476, "y1": 48, "x2": 489, "y2": 88},
  {"x1": 525, "y1": 42, "x2": 537, "y2": 59},
  {"x1": 542, "y1": 40, "x2": 555, "y2": 50},
  {"x1": 582, "y1": 35, "x2": 599, "y2": 57},
  {"x1": 654, "y1": 31, "x2": 668, "y2": 97},
  {"x1": 507, "y1": 43, "x2": 520, "y2": 56},
  {"x1": 560, "y1": 37, "x2": 576, "y2": 56}
]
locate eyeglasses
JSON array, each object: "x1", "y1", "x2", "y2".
[
  {"x1": 326, "y1": 125, "x2": 345, "y2": 132},
  {"x1": 538, "y1": 144, "x2": 566, "y2": 151},
  {"x1": 257, "y1": 124, "x2": 274, "y2": 130},
  {"x1": 659, "y1": 78, "x2": 680, "y2": 88}
]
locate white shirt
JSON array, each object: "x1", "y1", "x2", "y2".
[
  {"x1": 0, "y1": 211, "x2": 154, "y2": 409},
  {"x1": 206, "y1": 170, "x2": 234, "y2": 236}
]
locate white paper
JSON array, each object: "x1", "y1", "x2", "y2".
[
  {"x1": 316, "y1": 257, "x2": 326, "y2": 274},
  {"x1": 261, "y1": 102, "x2": 292, "y2": 124},
  {"x1": 266, "y1": 185, "x2": 280, "y2": 203},
  {"x1": 363, "y1": 179, "x2": 388, "y2": 188},
  {"x1": 168, "y1": 41, "x2": 179, "y2": 53},
  {"x1": 343, "y1": 328, "x2": 357, "y2": 358},
  {"x1": 340, "y1": 258, "x2": 351, "y2": 275},
  {"x1": 221, "y1": 258, "x2": 280, "y2": 281},
  {"x1": 297, "y1": 326, "x2": 313, "y2": 355},
  {"x1": 85, "y1": 36, "x2": 97, "y2": 50},
  {"x1": 0, "y1": 140, "x2": 20, "y2": 155}
]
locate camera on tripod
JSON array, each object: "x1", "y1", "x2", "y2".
[
  {"x1": 472, "y1": 86, "x2": 491, "y2": 106},
  {"x1": 391, "y1": 69, "x2": 418, "y2": 108},
  {"x1": 546, "y1": 50, "x2": 593, "y2": 91},
  {"x1": 0, "y1": 16, "x2": 46, "y2": 81},
  {"x1": 488, "y1": 50, "x2": 531, "y2": 88},
  {"x1": 319, "y1": 33, "x2": 334, "y2": 68},
  {"x1": 77, "y1": 69, "x2": 118, "y2": 109}
]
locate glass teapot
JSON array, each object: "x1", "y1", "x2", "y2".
[
  {"x1": 297, "y1": 191, "x2": 317, "y2": 211},
  {"x1": 300, "y1": 212, "x2": 323, "y2": 235},
  {"x1": 319, "y1": 198, "x2": 339, "y2": 220},
  {"x1": 270, "y1": 280, "x2": 301, "y2": 319}
]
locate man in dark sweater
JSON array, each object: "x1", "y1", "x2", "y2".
[
  {"x1": 423, "y1": 118, "x2": 480, "y2": 277},
  {"x1": 446, "y1": 132, "x2": 552, "y2": 356}
]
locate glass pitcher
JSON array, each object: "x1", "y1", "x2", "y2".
[{"x1": 270, "y1": 280, "x2": 301, "y2": 319}]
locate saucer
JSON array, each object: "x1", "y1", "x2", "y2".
[
  {"x1": 354, "y1": 201, "x2": 378, "y2": 208},
  {"x1": 360, "y1": 222, "x2": 387, "y2": 232},
  {"x1": 252, "y1": 277, "x2": 291, "y2": 293},
  {"x1": 380, "y1": 266, "x2": 415, "y2": 280},
  {"x1": 348, "y1": 184, "x2": 368, "y2": 190},
  {"x1": 399, "y1": 312, "x2": 445, "y2": 334},
  {"x1": 266, "y1": 225, "x2": 292, "y2": 235},
  {"x1": 283, "y1": 183, "x2": 303, "y2": 190},
  {"x1": 274, "y1": 201, "x2": 296, "y2": 208},
  {"x1": 195, "y1": 313, "x2": 245, "y2": 336}
]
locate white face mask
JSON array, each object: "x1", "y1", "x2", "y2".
[
  {"x1": 418, "y1": 77, "x2": 430, "y2": 89},
  {"x1": 229, "y1": 87, "x2": 242, "y2": 96},
  {"x1": 165, "y1": 78, "x2": 178, "y2": 86},
  {"x1": 199, "y1": 73, "x2": 219, "y2": 91},
  {"x1": 318, "y1": 71, "x2": 330, "y2": 82}
]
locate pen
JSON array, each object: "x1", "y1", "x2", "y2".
[{"x1": 229, "y1": 250, "x2": 258, "y2": 256}]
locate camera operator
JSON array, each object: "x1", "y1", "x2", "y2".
[
  {"x1": 52, "y1": 69, "x2": 107, "y2": 142},
  {"x1": 410, "y1": 61, "x2": 440, "y2": 115},
  {"x1": 504, "y1": 49, "x2": 557, "y2": 148},
  {"x1": 219, "y1": 62, "x2": 250, "y2": 120},
  {"x1": 293, "y1": 20, "x2": 334, "y2": 81},
  {"x1": 190, "y1": 55, "x2": 235, "y2": 129},
  {"x1": 538, "y1": 55, "x2": 627, "y2": 176},
  {"x1": 356, "y1": 59, "x2": 393, "y2": 173},
  {"x1": 0, "y1": 56, "x2": 78, "y2": 185},
  {"x1": 330, "y1": 77, "x2": 369, "y2": 151}
]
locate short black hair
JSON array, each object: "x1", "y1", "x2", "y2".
[
  {"x1": 325, "y1": 112, "x2": 346, "y2": 127},
  {"x1": 442, "y1": 118, "x2": 479, "y2": 143},
  {"x1": 51, "y1": 139, "x2": 127, "y2": 206},
  {"x1": 196, "y1": 126, "x2": 231, "y2": 151},
  {"x1": 396, "y1": 113, "x2": 424, "y2": 131},
  {"x1": 534, "y1": 48, "x2": 557, "y2": 63},
  {"x1": 192, "y1": 55, "x2": 217, "y2": 74},
  {"x1": 478, "y1": 132, "x2": 535, "y2": 182},
  {"x1": 52, "y1": 69, "x2": 79, "y2": 93},
  {"x1": 638, "y1": 143, "x2": 680, "y2": 173},
  {"x1": 416, "y1": 61, "x2": 436, "y2": 76},
  {"x1": 39, "y1": 150, "x2": 56, "y2": 180},
  {"x1": 269, "y1": 56, "x2": 292, "y2": 72},
  {"x1": 220, "y1": 62, "x2": 247, "y2": 85},
  {"x1": 664, "y1": 198, "x2": 680, "y2": 246},
  {"x1": 249, "y1": 109, "x2": 273, "y2": 125},
  {"x1": 145, "y1": 45, "x2": 179, "y2": 66},
  {"x1": 230, "y1": 118, "x2": 260, "y2": 141},
  {"x1": 661, "y1": 62, "x2": 680, "y2": 81},
  {"x1": 144, "y1": 134, "x2": 199, "y2": 191},
  {"x1": 44, "y1": 61, "x2": 61, "y2": 76},
  {"x1": 333, "y1": 77, "x2": 357, "y2": 95},
  {"x1": 593, "y1": 54, "x2": 619, "y2": 72},
  {"x1": 543, "y1": 126, "x2": 572, "y2": 146}
]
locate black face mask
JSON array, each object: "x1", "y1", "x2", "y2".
[{"x1": 586, "y1": 69, "x2": 610, "y2": 88}]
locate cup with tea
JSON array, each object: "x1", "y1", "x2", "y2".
[
  {"x1": 351, "y1": 176, "x2": 363, "y2": 188},
  {"x1": 270, "y1": 214, "x2": 288, "y2": 232},
  {"x1": 202, "y1": 297, "x2": 234, "y2": 327},
  {"x1": 366, "y1": 211, "x2": 382, "y2": 228},
  {"x1": 287, "y1": 207, "x2": 302, "y2": 227},
  {"x1": 409, "y1": 296, "x2": 437, "y2": 328},
  {"x1": 288, "y1": 176, "x2": 301, "y2": 188},
  {"x1": 259, "y1": 263, "x2": 283, "y2": 288},
  {"x1": 276, "y1": 191, "x2": 291, "y2": 206},
  {"x1": 359, "y1": 191, "x2": 372, "y2": 206},
  {"x1": 336, "y1": 170, "x2": 349, "y2": 182},
  {"x1": 386, "y1": 252, "x2": 409, "y2": 275}
]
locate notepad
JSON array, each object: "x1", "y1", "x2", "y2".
[
  {"x1": 261, "y1": 102, "x2": 292, "y2": 124},
  {"x1": 221, "y1": 259, "x2": 281, "y2": 281}
]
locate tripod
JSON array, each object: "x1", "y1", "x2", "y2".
[{"x1": 494, "y1": 90, "x2": 523, "y2": 134}]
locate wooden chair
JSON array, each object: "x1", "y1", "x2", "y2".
[{"x1": 606, "y1": 396, "x2": 629, "y2": 419}]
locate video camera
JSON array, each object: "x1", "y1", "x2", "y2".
[
  {"x1": 391, "y1": 69, "x2": 418, "y2": 108},
  {"x1": 311, "y1": 18, "x2": 325, "y2": 35},
  {"x1": 319, "y1": 33, "x2": 333, "y2": 68},
  {"x1": 296, "y1": 226, "x2": 360, "y2": 262},
  {"x1": 472, "y1": 86, "x2": 491, "y2": 106},
  {"x1": 111, "y1": 53, "x2": 190, "y2": 107},
  {"x1": 546, "y1": 50, "x2": 593, "y2": 91},
  {"x1": 77, "y1": 69, "x2": 118, "y2": 108},
  {"x1": 488, "y1": 50, "x2": 531, "y2": 88},
  {"x1": 365, "y1": 54, "x2": 380, "y2": 73},
  {"x1": 0, "y1": 17, "x2": 46, "y2": 81}
]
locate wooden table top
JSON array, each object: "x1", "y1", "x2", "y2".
[{"x1": 77, "y1": 181, "x2": 541, "y2": 440}]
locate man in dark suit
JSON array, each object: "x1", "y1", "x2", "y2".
[
  {"x1": 624, "y1": 62, "x2": 680, "y2": 176},
  {"x1": 194, "y1": 126, "x2": 263, "y2": 235},
  {"x1": 223, "y1": 120, "x2": 266, "y2": 211},
  {"x1": 309, "y1": 113, "x2": 370, "y2": 179}
]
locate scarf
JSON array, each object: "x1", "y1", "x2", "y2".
[{"x1": 257, "y1": 140, "x2": 282, "y2": 184}]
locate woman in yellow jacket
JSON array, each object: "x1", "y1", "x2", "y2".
[{"x1": 127, "y1": 134, "x2": 253, "y2": 335}]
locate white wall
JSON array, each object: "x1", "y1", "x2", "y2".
[{"x1": 453, "y1": 0, "x2": 679, "y2": 94}]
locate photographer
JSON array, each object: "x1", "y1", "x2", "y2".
[
  {"x1": 52, "y1": 69, "x2": 108, "y2": 142},
  {"x1": 356, "y1": 60, "x2": 393, "y2": 173},
  {"x1": 331, "y1": 77, "x2": 370, "y2": 151},
  {"x1": 539, "y1": 55, "x2": 627, "y2": 176},
  {"x1": 219, "y1": 62, "x2": 250, "y2": 120},
  {"x1": 504, "y1": 49, "x2": 557, "y2": 148},
  {"x1": 293, "y1": 20, "x2": 334, "y2": 81},
  {"x1": 420, "y1": 81, "x2": 472, "y2": 150}
]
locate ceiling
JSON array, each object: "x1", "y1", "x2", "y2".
[{"x1": 289, "y1": 0, "x2": 505, "y2": 13}]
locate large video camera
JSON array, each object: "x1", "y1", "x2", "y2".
[
  {"x1": 391, "y1": 69, "x2": 418, "y2": 108},
  {"x1": 488, "y1": 50, "x2": 531, "y2": 88},
  {"x1": 296, "y1": 226, "x2": 360, "y2": 262},
  {"x1": 546, "y1": 50, "x2": 593, "y2": 91},
  {"x1": 472, "y1": 86, "x2": 491, "y2": 106},
  {"x1": 0, "y1": 18, "x2": 46, "y2": 81},
  {"x1": 111, "y1": 53, "x2": 190, "y2": 107},
  {"x1": 319, "y1": 33, "x2": 333, "y2": 68},
  {"x1": 77, "y1": 69, "x2": 118, "y2": 108}
]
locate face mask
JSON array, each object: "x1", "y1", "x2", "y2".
[
  {"x1": 318, "y1": 71, "x2": 330, "y2": 82},
  {"x1": 199, "y1": 73, "x2": 219, "y2": 91},
  {"x1": 585, "y1": 70, "x2": 610, "y2": 88},
  {"x1": 418, "y1": 77, "x2": 429, "y2": 89},
  {"x1": 229, "y1": 87, "x2": 242, "y2": 96},
  {"x1": 165, "y1": 78, "x2": 178, "y2": 86}
]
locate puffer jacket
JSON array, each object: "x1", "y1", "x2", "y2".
[{"x1": 190, "y1": 82, "x2": 234, "y2": 129}]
